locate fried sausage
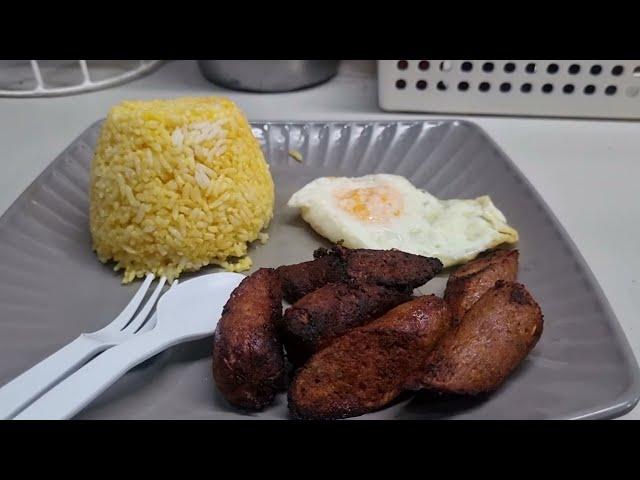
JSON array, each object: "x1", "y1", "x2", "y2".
[
  {"x1": 275, "y1": 251, "x2": 347, "y2": 304},
  {"x1": 276, "y1": 245, "x2": 443, "y2": 303},
  {"x1": 281, "y1": 281, "x2": 413, "y2": 364},
  {"x1": 444, "y1": 249, "x2": 519, "y2": 323},
  {"x1": 212, "y1": 268, "x2": 285, "y2": 410},
  {"x1": 413, "y1": 281, "x2": 543, "y2": 395},
  {"x1": 288, "y1": 295, "x2": 453, "y2": 420},
  {"x1": 335, "y1": 245, "x2": 443, "y2": 290}
]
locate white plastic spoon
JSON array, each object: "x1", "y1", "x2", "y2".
[{"x1": 14, "y1": 272, "x2": 245, "y2": 420}]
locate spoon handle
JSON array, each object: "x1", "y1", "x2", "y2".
[
  {"x1": 13, "y1": 328, "x2": 183, "y2": 420},
  {"x1": 0, "y1": 335, "x2": 110, "y2": 420}
]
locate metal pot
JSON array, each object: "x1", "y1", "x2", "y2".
[{"x1": 197, "y1": 60, "x2": 340, "y2": 93}]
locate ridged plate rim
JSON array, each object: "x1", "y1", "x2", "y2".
[{"x1": 0, "y1": 118, "x2": 638, "y2": 420}]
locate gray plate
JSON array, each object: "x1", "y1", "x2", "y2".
[{"x1": 0, "y1": 120, "x2": 638, "y2": 420}]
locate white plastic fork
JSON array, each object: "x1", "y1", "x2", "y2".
[
  {"x1": 14, "y1": 272, "x2": 245, "y2": 420},
  {"x1": 0, "y1": 273, "x2": 174, "y2": 420}
]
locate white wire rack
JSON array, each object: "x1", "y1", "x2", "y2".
[{"x1": 0, "y1": 60, "x2": 163, "y2": 97}]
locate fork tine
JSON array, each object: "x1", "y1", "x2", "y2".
[
  {"x1": 135, "y1": 279, "x2": 180, "y2": 334},
  {"x1": 121, "y1": 276, "x2": 167, "y2": 333},
  {"x1": 107, "y1": 273, "x2": 155, "y2": 330}
]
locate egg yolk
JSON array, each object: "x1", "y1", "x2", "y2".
[{"x1": 335, "y1": 186, "x2": 403, "y2": 223}]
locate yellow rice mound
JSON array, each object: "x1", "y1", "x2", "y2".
[{"x1": 89, "y1": 96, "x2": 274, "y2": 283}]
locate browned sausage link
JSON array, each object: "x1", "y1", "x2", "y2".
[
  {"x1": 281, "y1": 281, "x2": 412, "y2": 365},
  {"x1": 288, "y1": 295, "x2": 453, "y2": 420},
  {"x1": 335, "y1": 245, "x2": 444, "y2": 290},
  {"x1": 212, "y1": 268, "x2": 285, "y2": 410},
  {"x1": 417, "y1": 280, "x2": 543, "y2": 395},
  {"x1": 276, "y1": 245, "x2": 443, "y2": 304},
  {"x1": 444, "y1": 249, "x2": 519, "y2": 323},
  {"x1": 276, "y1": 252, "x2": 347, "y2": 304}
]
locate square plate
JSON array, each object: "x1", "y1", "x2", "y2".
[{"x1": 0, "y1": 120, "x2": 638, "y2": 420}]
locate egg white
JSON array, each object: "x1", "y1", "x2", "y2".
[{"x1": 287, "y1": 174, "x2": 518, "y2": 268}]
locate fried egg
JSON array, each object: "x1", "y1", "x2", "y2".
[{"x1": 287, "y1": 174, "x2": 518, "y2": 268}]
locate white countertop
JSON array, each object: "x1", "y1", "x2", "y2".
[{"x1": 2, "y1": 60, "x2": 639, "y2": 419}]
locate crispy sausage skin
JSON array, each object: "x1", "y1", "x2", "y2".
[
  {"x1": 212, "y1": 268, "x2": 285, "y2": 410},
  {"x1": 337, "y1": 246, "x2": 443, "y2": 290},
  {"x1": 414, "y1": 281, "x2": 543, "y2": 395},
  {"x1": 281, "y1": 281, "x2": 413, "y2": 365},
  {"x1": 276, "y1": 246, "x2": 443, "y2": 304},
  {"x1": 444, "y1": 249, "x2": 519, "y2": 323},
  {"x1": 288, "y1": 295, "x2": 453, "y2": 420},
  {"x1": 275, "y1": 252, "x2": 347, "y2": 304}
]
